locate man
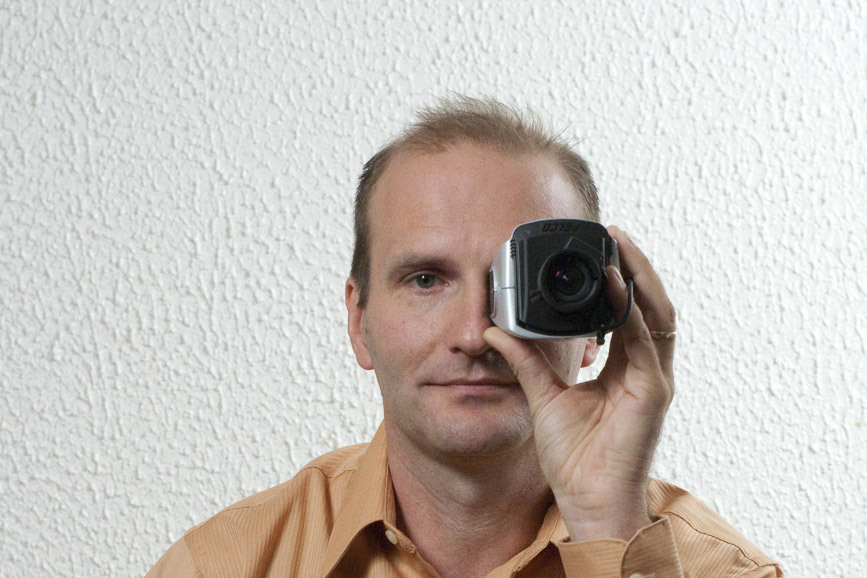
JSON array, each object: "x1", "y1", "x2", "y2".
[{"x1": 147, "y1": 97, "x2": 782, "y2": 577}]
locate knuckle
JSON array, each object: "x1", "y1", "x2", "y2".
[
  {"x1": 663, "y1": 304, "x2": 677, "y2": 328},
  {"x1": 648, "y1": 382, "x2": 673, "y2": 409},
  {"x1": 648, "y1": 303, "x2": 676, "y2": 331}
]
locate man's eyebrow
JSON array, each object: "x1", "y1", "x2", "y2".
[{"x1": 386, "y1": 255, "x2": 454, "y2": 280}]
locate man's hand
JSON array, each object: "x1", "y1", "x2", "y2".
[{"x1": 483, "y1": 226, "x2": 676, "y2": 542}]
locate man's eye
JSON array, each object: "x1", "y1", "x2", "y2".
[{"x1": 412, "y1": 274, "x2": 438, "y2": 289}]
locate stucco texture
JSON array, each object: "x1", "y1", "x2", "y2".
[{"x1": 1, "y1": 1, "x2": 864, "y2": 576}]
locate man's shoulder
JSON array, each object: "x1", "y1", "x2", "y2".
[
  {"x1": 648, "y1": 478, "x2": 781, "y2": 575},
  {"x1": 193, "y1": 443, "x2": 369, "y2": 530},
  {"x1": 157, "y1": 442, "x2": 372, "y2": 577},
  {"x1": 217, "y1": 441, "x2": 370, "y2": 514},
  {"x1": 146, "y1": 442, "x2": 373, "y2": 577}
]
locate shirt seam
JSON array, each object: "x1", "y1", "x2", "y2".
[
  {"x1": 662, "y1": 510, "x2": 768, "y2": 569},
  {"x1": 302, "y1": 462, "x2": 361, "y2": 480}
]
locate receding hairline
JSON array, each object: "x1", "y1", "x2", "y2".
[{"x1": 366, "y1": 138, "x2": 596, "y2": 221}]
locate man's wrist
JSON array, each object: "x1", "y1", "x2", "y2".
[{"x1": 561, "y1": 507, "x2": 654, "y2": 542}]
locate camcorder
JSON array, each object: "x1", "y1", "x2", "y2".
[{"x1": 489, "y1": 219, "x2": 633, "y2": 344}]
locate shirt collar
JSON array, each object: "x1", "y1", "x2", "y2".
[
  {"x1": 319, "y1": 423, "x2": 570, "y2": 576},
  {"x1": 320, "y1": 423, "x2": 394, "y2": 576}
]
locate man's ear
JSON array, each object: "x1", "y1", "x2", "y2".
[
  {"x1": 580, "y1": 338, "x2": 602, "y2": 368},
  {"x1": 345, "y1": 277, "x2": 373, "y2": 370}
]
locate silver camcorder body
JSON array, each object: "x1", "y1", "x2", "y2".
[{"x1": 489, "y1": 219, "x2": 631, "y2": 343}]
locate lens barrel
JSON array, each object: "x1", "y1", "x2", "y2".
[{"x1": 539, "y1": 251, "x2": 600, "y2": 312}]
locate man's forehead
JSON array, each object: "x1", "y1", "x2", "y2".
[{"x1": 370, "y1": 144, "x2": 586, "y2": 221}]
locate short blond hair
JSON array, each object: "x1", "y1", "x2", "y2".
[{"x1": 351, "y1": 96, "x2": 599, "y2": 307}]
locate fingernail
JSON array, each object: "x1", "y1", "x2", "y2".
[{"x1": 609, "y1": 266, "x2": 625, "y2": 288}]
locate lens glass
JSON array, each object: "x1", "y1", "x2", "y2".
[
  {"x1": 550, "y1": 258, "x2": 585, "y2": 298},
  {"x1": 541, "y1": 251, "x2": 597, "y2": 311}
]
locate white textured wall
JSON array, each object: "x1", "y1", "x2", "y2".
[{"x1": 1, "y1": 1, "x2": 864, "y2": 576}]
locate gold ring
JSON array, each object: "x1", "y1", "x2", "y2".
[{"x1": 650, "y1": 330, "x2": 677, "y2": 341}]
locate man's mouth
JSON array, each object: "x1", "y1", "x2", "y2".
[
  {"x1": 435, "y1": 378, "x2": 517, "y2": 387},
  {"x1": 430, "y1": 378, "x2": 520, "y2": 396}
]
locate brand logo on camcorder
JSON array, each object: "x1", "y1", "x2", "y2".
[{"x1": 541, "y1": 221, "x2": 585, "y2": 233}]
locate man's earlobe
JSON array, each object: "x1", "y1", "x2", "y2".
[
  {"x1": 345, "y1": 277, "x2": 374, "y2": 370},
  {"x1": 581, "y1": 338, "x2": 602, "y2": 368}
]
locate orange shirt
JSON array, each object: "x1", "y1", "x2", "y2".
[{"x1": 146, "y1": 425, "x2": 782, "y2": 578}]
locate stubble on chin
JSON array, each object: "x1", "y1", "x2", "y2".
[{"x1": 387, "y1": 391, "x2": 536, "y2": 465}]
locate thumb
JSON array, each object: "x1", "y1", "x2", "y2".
[{"x1": 483, "y1": 327, "x2": 567, "y2": 414}]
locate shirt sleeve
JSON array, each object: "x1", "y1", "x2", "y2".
[
  {"x1": 556, "y1": 516, "x2": 682, "y2": 578},
  {"x1": 145, "y1": 537, "x2": 202, "y2": 578},
  {"x1": 556, "y1": 516, "x2": 784, "y2": 578}
]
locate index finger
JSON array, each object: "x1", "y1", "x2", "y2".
[{"x1": 483, "y1": 326, "x2": 566, "y2": 416}]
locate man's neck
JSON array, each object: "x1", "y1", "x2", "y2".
[{"x1": 386, "y1": 428, "x2": 552, "y2": 578}]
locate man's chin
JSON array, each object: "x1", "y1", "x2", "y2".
[{"x1": 408, "y1": 411, "x2": 534, "y2": 463}]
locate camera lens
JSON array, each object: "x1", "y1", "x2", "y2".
[
  {"x1": 551, "y1": 261, "x2": 585, "y2": 297},
  {"x1": 540, "y1": 251, "x2": 599, "y2": 312}
]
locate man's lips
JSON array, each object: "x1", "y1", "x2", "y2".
[
  {"x1": 431, "y1": 378, "x2": 519, "y2": 388},
  {"x1": 436, "y1": 378, "x2": 517, "y2": 385}
]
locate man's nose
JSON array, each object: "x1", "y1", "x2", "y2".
[{"x1": 450, "y1": 281, "x2": 493, "y2": 357}]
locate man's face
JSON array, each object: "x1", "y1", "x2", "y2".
[{"x1": 346, "y1": 143, "x2": 598, "y2": 461}]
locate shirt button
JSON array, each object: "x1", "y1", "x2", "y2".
[{"x1": 385, "y1": 529, "x2": 399, "y2": 545}]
